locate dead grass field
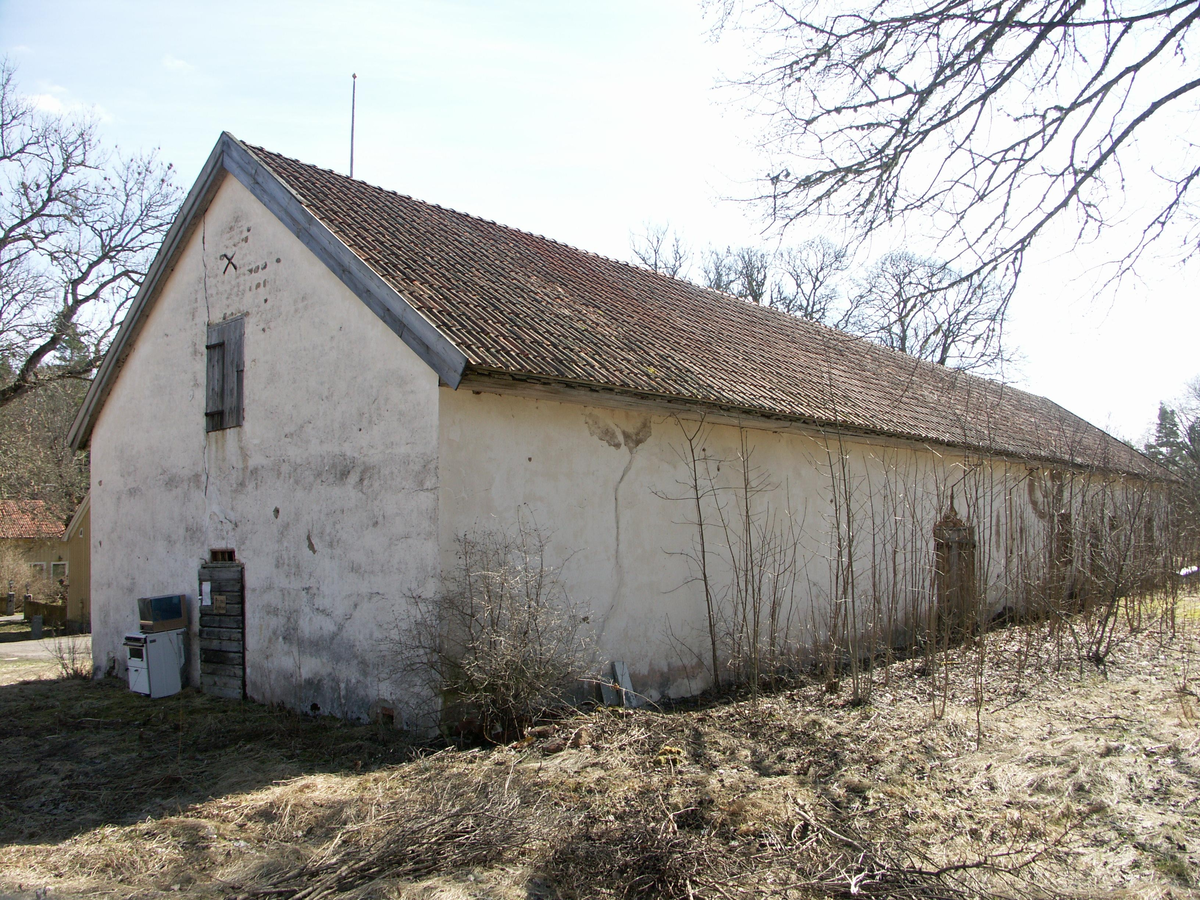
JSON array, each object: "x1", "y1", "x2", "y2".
[{"x1": 1, "y1": 596, "x2": 1198, "y2": 900}]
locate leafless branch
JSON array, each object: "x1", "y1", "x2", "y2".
[
  {"x1": 0, "y1": 61, "x2": 181, "y2": 408},
  {"x1": 716, "y1": 0, "x2": 1200, "y2": 293}
]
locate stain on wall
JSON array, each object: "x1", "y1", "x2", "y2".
[{"x1": 584, "y1": 412, "x2": 624, "y2": 449}]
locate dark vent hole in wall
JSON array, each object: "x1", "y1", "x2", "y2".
[{"x1": 210, "y1": 549, "x2": 236, "y2": 563}]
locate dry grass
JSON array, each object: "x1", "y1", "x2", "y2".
[
  {"x1": 2, "y1": 594, "x2": 1199, "y2": 900},
  {"x1": 0, "y1": 644, "x2": 60, "y2": 683}
]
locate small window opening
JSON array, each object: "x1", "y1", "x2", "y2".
[{"x1": 210, "y1": 549, "x2": 236, "y2": 563}]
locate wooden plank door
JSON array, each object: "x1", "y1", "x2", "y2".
[{"x1": 198, "y1": 562, "x2": 245, "y2": 699}]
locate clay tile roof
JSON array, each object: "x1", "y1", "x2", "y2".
[
  {"x1": 247, "y1": 144, "x2": 1160, "y2": 478},
  {"x1": 0, "y1": 500, "x2": 65, "y2": 540}
]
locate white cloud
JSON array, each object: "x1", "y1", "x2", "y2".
[
  {"x1": 161, "y1": 54, "x2": 195, "y2": 73},
  {"x1": 27, "y1": 92, "x2": 65, "y2": 113},
  {"x1": 23, "y1": 87, "x2": 112, "y2": 123}
]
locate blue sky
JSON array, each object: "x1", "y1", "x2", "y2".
[
  {"x1": 2, "y1": 1, "x2": 762, "y2": 253},
  {"x1": 3, "y1": 0, "x2": 1196, "y2": 439}
]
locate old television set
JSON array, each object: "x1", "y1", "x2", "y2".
[{"x1": 138, "y1": 594, "x2": 187, "y2": 633}]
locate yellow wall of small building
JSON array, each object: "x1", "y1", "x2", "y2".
[{"x1": 64, "y1": 503, "x2": 90, "y2": 624}]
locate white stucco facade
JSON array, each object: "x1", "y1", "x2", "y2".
[{"x1": 436, "y1": 387, "x2": 1128, "y2": 701}]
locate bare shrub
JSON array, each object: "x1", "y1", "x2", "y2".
[
  {"x1": 0, "y1": 544, "x2": 62, "y2": 610},
  {"x1": 713, "y1": 430, "x2": 805, "y2": 694},
  {"x1": 663, "y1": 418, "x2": 807, "y2": 695},
  {"x1": 49, "y1": 633, "x2": 91, "y2": 679},
  {"x1": 663, "y1": 411, "x2": 1180, "y2": 720},
  {"x1": 397, "y1": 515, "x2": 594, "y2": 739}
]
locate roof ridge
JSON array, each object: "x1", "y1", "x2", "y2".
[{"x1": 241, "y1": 140, "x2": 681, "y2": 280}]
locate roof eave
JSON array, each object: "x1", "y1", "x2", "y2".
[
  {"x1": 68, "y1": 135, "x2": 231, "y2": 451},
  {"x1": 221, "y1": 138, "x2": 467, "y2": 387},
  {"x1": 61, "y1": 492, "x2": 90, "y2": 543},
  {"x1": 460, "y1": 367, "x2": 1167, "y2": 481}
]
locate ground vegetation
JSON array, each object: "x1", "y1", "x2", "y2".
[{"x1": 1, "y1": 593, "x2": 1196, "y2": 899}]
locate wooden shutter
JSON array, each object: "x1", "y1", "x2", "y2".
[
  {"x1": 205, "y1": 325, "x2": 226, "y2": 432},
  {"x1": 224, "y1": 316, "x2": 244, "y2": 428},
  {"x1": 205, "y1": 317, "x2": 245, "y2": 431}
]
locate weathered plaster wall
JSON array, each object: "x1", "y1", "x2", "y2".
[
  {"x1": 437, "y1": 391, "x2": 698, "y2": 698},
  {"x1": 437, "y1": 388, "x2": 1144, "y2": 701},
  {"x1": 90, "y1": 173, "x2": 440, "y2": 721}
]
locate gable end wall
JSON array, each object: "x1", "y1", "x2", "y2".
[{"x1": 89, "y1": 174, "x2": 440, "y2": 721}]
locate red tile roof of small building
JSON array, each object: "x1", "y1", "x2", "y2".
[
  {"x1": 245, "y1": 145, "x2": 1160, "y2": 477},
  {"x1": 0, "y1": 500, "x2": 65, "y2": 540}
]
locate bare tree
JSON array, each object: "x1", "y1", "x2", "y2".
[
  {"x1": 0, "y1": 62, "x2": 181, "y2": 409},
  {"x1": 700, "y1": 245, "x2": 736, "y2": 294},
  {"x1": 1145, "y1": 376, "x2": 1200, "y2": 558},
  {"x1": 630, "y1": 221, "x2": 691, "y2": 279},
  {"x1": 0, "y1": 377, "x2": 89, "y2": 519},
  {"x1": 848, "y1": 252, "x2": 1010, "y2": 373},
  {"x1": 771, "y1": 237, "x2": 849, "y2": 323},
  {"x1": 694, "y1": 236, "x2": 1008, "y2": 371},
  {"x1": 703, "y1": 240, "x2": 849, "y2": 323},
  {"x1": 639, "y1": 216, "x2": 1005, "y2": 371},
  {"x1": 704, "y1": 246, "x2": 772, "y2": 304},
  {"x1": 716, "y1": 0, "x2": 1200, "y2": 293}
]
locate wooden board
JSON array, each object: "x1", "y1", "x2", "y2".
[
  {"x1": 613, "y1": 660, "x2": 643, "y2": 708},
  {"x1": 601, "y1": 661, "x2": 643, "y2": 708},
  {"x1": 198, "y1": 562, "x2": 245, "y2": 700}
]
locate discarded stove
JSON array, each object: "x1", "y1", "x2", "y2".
[{"x1": 124, "y1": 594, "x2": 187, "y2": 698}]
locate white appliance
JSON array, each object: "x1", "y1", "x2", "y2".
[{"x1": 124, "y1": 629, "x2": 186, "y2": 698}]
